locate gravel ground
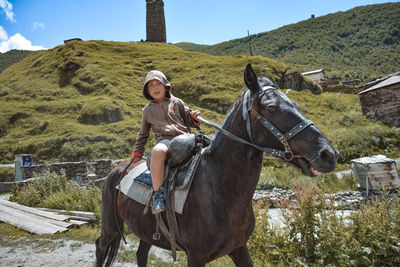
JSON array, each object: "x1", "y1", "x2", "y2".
[
  {"x1": 0, "y1": 193, "x2": 171, "y2": 266},
  {"x1": 0, "y1": 238, "x2": 99, "y2": 267},
  {"x1": 0, "y1": 236, "x2": 172, "y2": 267}
]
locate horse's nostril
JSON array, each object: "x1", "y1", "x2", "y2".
[{"x1": 320, "y1": 148, "x2": 336, "y2": 164}]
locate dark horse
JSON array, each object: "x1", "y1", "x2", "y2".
[{"x1": 95, "y1": 64, "x2": 339, "y2": 266}]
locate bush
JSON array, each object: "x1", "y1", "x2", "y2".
[
  {"x1": 0, "y1": 167, "x2": 14, "y2": 182},
  {"x1": 347, "y1": 195, "x2": 400, "y2": 266},
  {"x1": 10, "y1": 170, "x2": 102, "y2": 216},
  {"x1": 334, "y1": 126, "x2": 400, "y2": 162},
  {"x1": 248, "y1": 185, "x2": 400, "y2": 266}
]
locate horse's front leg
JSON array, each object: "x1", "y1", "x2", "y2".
[{"x1": 228, "y1": 245, "x2": 254, "y2": 267}]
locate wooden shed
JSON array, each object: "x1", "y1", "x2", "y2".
[
  {"x1": 301, "y1": 69, "x2": 325, "y2": 83},
  {"x1": 358, "y1": 74, "x2": 400, "y2": 127}
]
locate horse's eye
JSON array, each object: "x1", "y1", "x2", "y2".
[{"x1": 266, "y1": 104, "x2": 277, "y2": 113}]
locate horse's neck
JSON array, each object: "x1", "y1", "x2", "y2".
[{"x1": 206, "y1": 104, "x2": 263, "y2": 197}]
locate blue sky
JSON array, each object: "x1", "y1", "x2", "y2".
[{"x1": 0, "y1": 0, "x2": 396, "y2": 53}]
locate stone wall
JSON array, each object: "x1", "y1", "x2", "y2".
[
  {"x1": 359, "y1": 83, "x2": 400, "y2": 127},
  {"x1": 22, "y1": 162, "x2": 87, "y2": 181},
  {"x1": 279, "y1": 71, "x2": 322, "y2": 94},
  {"x1": 253, "y1": 188, "x2": 400, "y2": 210},
  {"x1": 320, "y1": 78, "x2": 340, "y2": 87},
  {"x1": 86, "y1": 159, "x2": 113, "y2": 179},
  {"x1": 0, "y1": 159, "x2": 113, "y2": 192},
  {"x1": 20, "y1": 159, "x2": 113, "y2": 182}
]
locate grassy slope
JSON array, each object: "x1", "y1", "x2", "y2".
[
  {"x1": 0, "y1": 50, "x2": 36, "y2": 74},
  {"x1": 0, "y1": 40, "x2": 302, "y2": 162},
  {"x1": 0, "y1": 40, "x2": 399, "y2": 167},
  {"x1": 176, "y1": 3, "x2": 400, "y2": 83}
]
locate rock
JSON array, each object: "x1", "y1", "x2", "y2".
[
  {"x1": 253, "y1": 189, "x2": 400, "y2": 210},
  {"x1": 78, "y1": 105, "x2": 122, "y2": 124}
]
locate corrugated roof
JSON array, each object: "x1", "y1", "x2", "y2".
[
  {"x1": 301, "y1": 69, "x2": 324, "y2": 75},
  {"x1": 351, "y1": 154, "x2": 395, "y2": 164},
  {"x1": 358, "y1": 75, "x2": 400, "y2": 95},
  {"x1": 359, "y1": 71, "x2": 400, "y2": 91}
]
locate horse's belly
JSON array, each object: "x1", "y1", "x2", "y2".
[{"x1": 118, "y1": 194, "x2": 172, "y2": 249}]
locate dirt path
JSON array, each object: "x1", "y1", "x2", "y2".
[
  {"x1": 0, "y1": 235, "x2": 172, "y2": 267},
  {"x1": 0, "y1": 238, "x2": 99, "y2": 267}
]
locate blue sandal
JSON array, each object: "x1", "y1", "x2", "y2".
[{"x1": 151, "y1": 190, "x2": 166, "y2": 214}]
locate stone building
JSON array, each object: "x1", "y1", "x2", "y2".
[
  {"x1": 301, "y1": 69, "x2": 325, "y2": 83},
  {"x1": 358, "y1": 73, "x2": 400, "y2": 127},
  {"x1": 146, "y1": 0, "x2": 166, "y2": 42}
]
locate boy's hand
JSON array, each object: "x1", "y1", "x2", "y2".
[
  {"x1": 190, "y1": 110, "x2": 201, "y2": 119},
  {"x1": 190, "y1": 110, "x2": 201, "y2": 125},
  {"x1": 130, "y1": 151, "x2": 142, "y2": 163}
]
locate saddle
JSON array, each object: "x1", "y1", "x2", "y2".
[
  {"x1": 117, "y1": 131, "x2": 210, "y2": 260},
  {"x1": 141, "y1": 132, "x2": 211, "y2": 186}
]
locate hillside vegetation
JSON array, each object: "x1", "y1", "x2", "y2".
[
  {"x1": 176, "y1": 3, "x2": 400, "y2": 83},
  {"x1": 0, "y1": 40, "x2": 312, "y2": 163},
  {"x1": 0, "y1": 50, "x2": 36, "y2": 74},
  {"x1": 0, "y1": 40, "x2": 399, "y2": 167}
]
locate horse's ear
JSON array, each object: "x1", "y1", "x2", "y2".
[{"x1": 244, "y1": 63, "x2": 259, "y2": 94}]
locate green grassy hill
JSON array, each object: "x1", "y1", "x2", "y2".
[
  {"x1": 176, "y1": 3, "x2": 400, "y2": 83},
  {"x1": 0, "y1": 40, "x2": 312, "y2": 163},
  {"x1": 0, "y1": 50, "x2": 36, "y2": 74},
  {"x1": 0, "y1": 40, "x2": 399, "y2": 167}
]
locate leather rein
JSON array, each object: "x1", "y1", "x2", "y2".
[{"x1": 197, "y1": 86, "x2": 314, "y2": 161}]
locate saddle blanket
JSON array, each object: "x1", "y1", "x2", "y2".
[{"x1": 116, "y1": 151, "x2": 202, "y2": 214}]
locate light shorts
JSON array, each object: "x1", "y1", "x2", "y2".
[{"x1": 157, "y1": 139, "x2": 171, "y2": 147}]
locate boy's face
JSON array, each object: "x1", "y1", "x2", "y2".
[{"x1": 147, "y1": 79, "x2": 166, "y2": 101}]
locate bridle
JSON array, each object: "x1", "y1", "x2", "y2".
[
  {"x1": 243, "y1": 87, "x2": 314, "y2": 160},
  {"x1": 197, "y1": 86, "x2": 314, "y2": 161}
]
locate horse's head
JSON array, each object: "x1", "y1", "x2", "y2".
[{"x1": 243, "y1": 63, "x2": 339, "y2": 176}]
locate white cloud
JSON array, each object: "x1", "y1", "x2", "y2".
[
  {"x1": 33, "y1": 21, "x2": 45, "y2": 31},
  {"x1": 0, "y1": 26, "x2": 8, "y2": 41},
  {"x1": 0, "y1": 0, "x2": 15, "y2": 22},
  {"x1": 0, "y1": 33, "x2": 45, "y2": 53}
]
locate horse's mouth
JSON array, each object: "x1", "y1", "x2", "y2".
[
  {"x1": 296, "y1": 157, "x2": 322, "y2": 177},
  {"x1": 309, "y1": 164, "x2": 321, "y2": 176}
]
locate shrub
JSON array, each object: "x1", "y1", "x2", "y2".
[
  {"x1": 0, "y1": 167, "x2": 14, "y2": 182},
  {"x1": 10, "y1": 170, "x2": 102, "y2": 216},
  {"x1": 248, "y1": 186, "x2": 400, "y2": 266},
  {"x1": 346, "y1": 195, "x2": 400, "y2": 266}
]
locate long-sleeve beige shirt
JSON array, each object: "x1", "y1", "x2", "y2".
[{"x1": 134, "y1": 95, "x2": 195, "y2": 154}]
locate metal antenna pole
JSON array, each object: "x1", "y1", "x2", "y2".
[{"x1": 247, "y1": 30, "x2": 254, "y2": 56}]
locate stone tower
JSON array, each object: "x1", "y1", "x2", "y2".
[{"x1": 146, "y1": 0, "x2": 166, "y2": 42}]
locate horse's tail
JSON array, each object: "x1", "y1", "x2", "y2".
[
  {"x1": 95, "y1": 159, "x2": 132, "y2": 267},
  {"x1": 95, "y1": 234, "x2": 121, "y2": 267}
]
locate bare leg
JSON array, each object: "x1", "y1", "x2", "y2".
[
  {"x1": 228, "y1": 245, "x2": 254, "y2": 267},
  {"x1": 150, "y1": 142, "x2": 168, "y2": 191},
  {"x1": 136, "y1": 239, "x2": 152, "y2": 267}
]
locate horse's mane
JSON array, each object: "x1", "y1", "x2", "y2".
[
  {"x1": 207, "y1": 91, "x2": 245, "y2": 152},
  {"x1": 206, "y1": 75, "x2": 276, "y2": 152}
]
